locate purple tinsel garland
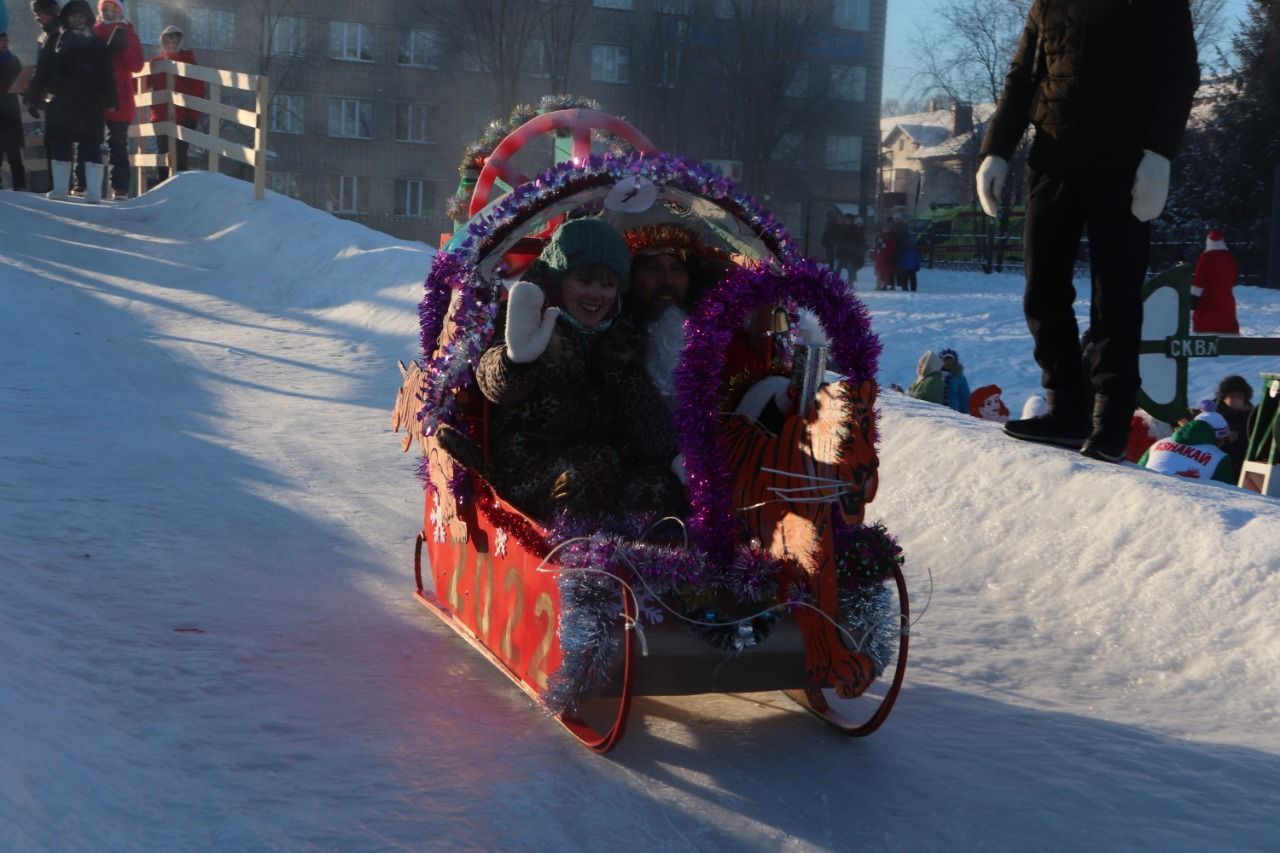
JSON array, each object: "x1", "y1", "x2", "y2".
[
  {"x1": 671, "y1": 261, "x2": 882, "y2": 557},
  {"x1": 415, "y1": 151, "x2": 799, "y2": 441}
]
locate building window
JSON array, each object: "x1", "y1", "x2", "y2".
[
  {"x1": 829, "y1": 65, "x2": 867, "y2": 101},
  {"x1": 395, "y1": 179, "x2": 429, "y2": 218},
  {"x1": 399, "y1": 29, "x2": 439, "y2": 68},
  {"x1": 328, "y1": 99, "x2": 373, "y2": 139},
  {"x1": 328, "y1": 175, "x2": 364, "y2": 214},
  {"x1": 269, "y1": 94, "x2": 304, "y2": 134},
  {"x1": 190, "y1": 8, "x2": 236, "y2": 50},
  {"x1": 593, "y1": 0, "x2": 633, "y2": 8},
  {"x1": 134, "y1": 3, "x2": 163, "y2": 44},
  {"x1": 330, "y1": 22, "x2": 373, "y2": 62},
  {"x1": 271, "y1": 16, "x2": 305, "y2": 56},
  {"x1": 825, "y1": 135, "x2": 863, "y2": 172},
  {"x1": 395, "y1": 104, "x2": 431, "y2": 143},
  {"x1": 526, "y1": 39, "x2": 550, "y2": 78},
  {"x1": 833, "y1": 0, "x2": 871, "y2": 31},
  {"x1": 655, "y1": 0, "x2": 692, "y2": 12},
  {"x1": 267, "y1": 171, "x2": 302, "y2": 199},
  {"x1": 591, "y1": 45, "x2": 630, "y2": 84},
  {"x1": 658, "y1": 49, "x2": 681, "y2": 88},
  {"x1": 785, "y1": 63, "x2": 809, "y2": 98}
]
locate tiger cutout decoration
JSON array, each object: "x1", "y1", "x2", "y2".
[{"x1": 722, "y1": 379, "x2": 880, "y2": 698}]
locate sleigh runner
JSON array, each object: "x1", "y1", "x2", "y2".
[{"x1": 393, "y1": 102, "x2": 909, "y2": 751}]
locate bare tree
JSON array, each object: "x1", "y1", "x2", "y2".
[
  {"x1": 693, "y1": 0, "x2": 834, "y2": 195},
  {"x1": 536, "y1": 0, "x2": 592, "y2": 95},
  {"x1": 419, "y1": 0, "x2": 542, "y2": 117},
  {"x1": 909, "y1": 0, "x2": 1030, "y2": 108}
]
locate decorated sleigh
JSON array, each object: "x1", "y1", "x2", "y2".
[{"x1": 393, "y1": 101, "x2": 909, "y2": 752}]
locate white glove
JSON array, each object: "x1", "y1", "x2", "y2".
[
  {"x1": 1131, "y1": 149, "x2": 1170, "y2": 223},
  {"x1": 670, "y1": 452, "x2": 689, "y2": 486},
  {"x1": 504, "y1": 281, "x2": 560, "y2": 363},
  {"x1": 976, "y1": 156, "x2": 1008, "y2": 218}
]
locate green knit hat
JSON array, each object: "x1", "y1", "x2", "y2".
[{"x1": 538, "y1": 218, "x2": 631, "y2": 292}]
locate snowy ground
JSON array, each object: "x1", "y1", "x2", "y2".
[{"x1": 2, "y1": 174, "x2": 1278, "y2": 851}]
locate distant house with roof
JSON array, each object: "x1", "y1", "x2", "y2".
[{"x1": 880, "y1": 101, "x2": 995, "y2": 219}]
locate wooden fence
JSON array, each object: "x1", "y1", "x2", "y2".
[
  {"x1": 131, "y1": 59, "x2": 269, "y2": 200},
  {"x1": 1, "y1": 61, "x2": 267, "y2": 198}
]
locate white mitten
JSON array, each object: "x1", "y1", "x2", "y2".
[
  {"x1": 670, "y1": 452, "x2": 689, "y2": 486},
  {"x1": 976, "y1": 156, "x2": 1008, "y2": 218},
  {"x1": 504, "y1": 281, "x2": 560, "y2": 363},
  {"x1": 1131, "y1": 149, "x2": 1170, "y2": 222}
]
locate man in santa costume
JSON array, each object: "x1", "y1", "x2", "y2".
[{"x1": 1191, "y1": 228, "x2": 1240, "y2": 334}]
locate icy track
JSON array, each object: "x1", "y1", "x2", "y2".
[{"x1": 1, "y1": 174, "x2": 1278, "y2": 851}]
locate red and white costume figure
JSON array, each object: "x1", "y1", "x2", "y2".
[
  {"x1": 1125, "y1": 408, "x2": 1172, "y2": 463},
  {"x1": 1191, "y1": 228, "x2": 1240, "y2": 334},
  {"x1": 969, "y1": 384, "x2": 1010, "y2": 422}
]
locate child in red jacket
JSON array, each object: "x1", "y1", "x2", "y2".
[
  {"x1": 145, "y1": 24, "x2": 204, "y2": 181},
  {"x1": 83, "y1": 0, "x2": 141, "y2": 198}
]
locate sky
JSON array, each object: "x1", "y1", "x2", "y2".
[
  {"x1": 882, "y1": 0, "x2": 1258, "y2": 107},
  {"x1": 2, "y1": 173, "x2": 1279, "y2": 850}
]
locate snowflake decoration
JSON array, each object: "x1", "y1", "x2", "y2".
[
  {"x1": 633, "y1": 590, "x2": 665, "y2": 625},
  {"x1": 429, "y1": 495, "x2": 446, "y2": 543},
  {"x1": 495, "y1": 527, "x2": 508, "y2": 557}
]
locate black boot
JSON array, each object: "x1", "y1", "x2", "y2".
[
  {"x1": 1080, "y1": 395, "x2": 1132, "y2": 463},
  {"x1": 1003, "y1": 390, "x2": 1091, "y2": 449}
]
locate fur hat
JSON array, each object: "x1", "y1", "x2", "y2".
[
  {"x1": 58, "y1": 0, "x2": 94, "y2": 25},
  {"x1": 1218, "y1": 374, "x2": 1253, "y2": 402},
  {"x1": 97, "y1": 0, "x2": 124, "y2": 18},
  {"x1": 938, "y1": 347, "x2": 958, "y2": 362},
  {"x1": 159, "y1": 23, "x2": 183, "y2": 38},
  {"x1": 1195, "y1": 410, "x2": 1230, "y2": 439},
  {"x1": 537, "y1": 218, "x2": 630, "y2": 292}
]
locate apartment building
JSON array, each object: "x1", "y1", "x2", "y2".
[{"x1": 10, "y1": 1, "x2": 886, "y2": 252}]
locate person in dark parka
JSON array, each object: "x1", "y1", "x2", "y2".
[
  {"x1": 978, "y1": 0, "x2": 1199, "y2": 462},
  {"x1": 0, "y1": 32, "x2": 26, "y2": 190},
  {"x1": 29, "y1": 0, "x2": 116, "y2": 201}
]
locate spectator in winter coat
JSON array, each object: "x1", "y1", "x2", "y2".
[
  {"x1": 969, "y1": 385, "x2": 1010, "y2": 423},
  {"x1": 0, "y1": 32, "x2": 26, "y2": 190},
  {"x1": 833, "y1": 213, "x2": 865, "y2": 284},
  {"x1": 1191, "y1": 228, "x2": 1240, "y2": 334},
  {"x1": 906, "y1": 350, "x2": 945, "y2": 405},
  {"x1": 439, "y1": 218, "x2": 683, "y2": 522},
  {"x1": 897, "y1": 233, "x2": 921, "y2": 292},
  {"x1": 1214, "y1": 374, "x2": 1254, "y2": 480},
  {"x1": 1140, "y1": 411, "x2": 1234, "y2": 485},
  {"x1": 981, "y1": 0, "x2": 1199, "y2": 464},
  {"x1": 820, "y1": 210, "x2": 838, "y2": 267},
  {"x1": 146, "y1": 24, "x2": 204, "y2": 181},
  {"x1": 938, "y1": 348, "x2": 971, "y2": 414},
  {"x1": 77, "y1": 0, "x2": 140, "y2": 199},
  {"x1": 873, "y1": 226, "x2": 897, "y2": 291},
  {"x1": 23, "y1": 0, "x2": 63, "y2": 186},
  {"x1": 30, "y1": 0, "x2": 116, "y2": 202}
]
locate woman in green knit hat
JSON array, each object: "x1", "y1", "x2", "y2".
[{"x1": 441, "y1": 217, "x2": 684, "y2": 521}]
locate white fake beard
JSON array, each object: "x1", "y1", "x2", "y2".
[{"x1": 645, "y1": 306, "x2": 688, "y2": 409}]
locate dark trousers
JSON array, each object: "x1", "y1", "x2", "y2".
[
  {"x1": 1023, "y1": 170, "x2": 1150, "y2": 415},
  {"x1": 896, "y1": 269, "x2": 918, "y2": 291},
  {"x1": 0, "y1": 122, "x2": 24, "y2": 189},
  {"x1": 155, "y1": 118, "x2": 195, "y2": 179},
  {"x1": 75, "y1": 120, "x2": 130, "y2": 194},
  {"x1": 45, "y1": 105, "x2": 104, "y2": 165}
]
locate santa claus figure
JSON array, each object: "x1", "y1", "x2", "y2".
[{"x1": 1191, "y1": 228, "x2": 1240, "y2": 334}]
